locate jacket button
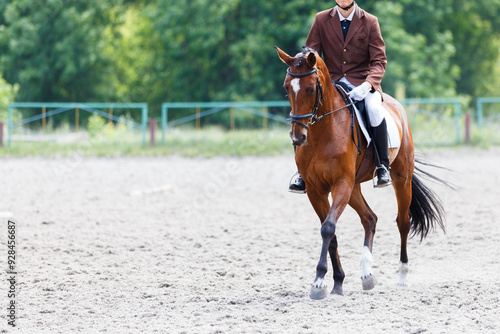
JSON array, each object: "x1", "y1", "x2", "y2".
[
  {"x1": 344, "y1": 73, "x2": 346, "y2": 77},
  {"x1": 343, "y1": 48, "x2": 347, "y2": 52},
  {"x1": 343, "y1": 61, "x2": 346, "y2": 64}
]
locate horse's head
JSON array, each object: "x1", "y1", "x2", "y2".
[{"x1": 275, "y1": 46, "x2": 325, "y2": 147}]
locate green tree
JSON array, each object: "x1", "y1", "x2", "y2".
[
  {"x1": 0, "y1": 73, "x2": 18, "y2": 122},
  {"x1": 446, "y1": 0, "x2": 500, "y2": 97},
  {"x1": 0, "y1": 0, "x2": 121, "y2": 103},
  {"x1": 359, "y1": 0, "x2": 459, "y2": 98},
  {"x1": 363, "y1": 0, "x2": 500, "y2": 98}
]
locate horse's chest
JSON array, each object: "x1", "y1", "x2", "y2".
[{"x1": 300, "y1": 159, "x2": 336, "y2": 188}]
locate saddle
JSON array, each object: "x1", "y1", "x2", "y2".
[
  {"x1": 332, "y1": 81, "x2": 367, "y2": 155},
  {"x1": 333, "y1": 81, "x2": 376, "y2": 183},
  {"x1": 333, "y1": 81, "x2": 368, "y2": 128}
]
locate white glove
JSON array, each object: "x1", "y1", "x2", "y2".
[{"x1": 348, "y1": 82, "x2": 371, "y2": 101}]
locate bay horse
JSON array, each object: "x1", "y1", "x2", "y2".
[{"x1": 275, "y1": 46, "x2": 445, "y2": 299}]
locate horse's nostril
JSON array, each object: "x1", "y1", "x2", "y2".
[{"x1": 301, "y1": 134, "x2": 307, "y2": 143}]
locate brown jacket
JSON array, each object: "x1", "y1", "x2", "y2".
[{"x1": 305, "y1": 6, "x2": 387, "y2": 92}]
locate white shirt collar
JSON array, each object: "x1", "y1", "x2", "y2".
[{"x1": 337, "y1": 3, "x2": 357, "y2": 21}]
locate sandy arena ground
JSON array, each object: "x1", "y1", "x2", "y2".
[{"x1": 1, "y1": 149, "x2": 499, "y2": 333}]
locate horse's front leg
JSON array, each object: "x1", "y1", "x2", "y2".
[{"x1": 309, "y1": 181, "x2": 352, "y2": 300}]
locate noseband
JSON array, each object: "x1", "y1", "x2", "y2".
[
  {"x1": 286, "y1": 67, "x2": 354, "y2": 129},
  {"x1": 286, "y1": 67, "x2": 325, "y2": 129}
]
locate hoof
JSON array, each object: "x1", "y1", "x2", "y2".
[
  {"x1": 310, "y1": 279, "x2": 328, "y2": 300},
  {"x1": 361, "y1": 274, "x2": 377, "y2": 290},
  {"x1": 310, "y1": 286, "x2": 328, "y2": 300},
  {"x1": 330, "y1": 280, "x2": 344, "y2": 295}
]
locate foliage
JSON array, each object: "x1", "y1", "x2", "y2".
[
  {"x1": 0, "y1": 0, "x2": 499, "y2": 127},
  {"x1": 0, "y1": 72, "x2": 19, "y2": 122},
  {"x1": 0, "y1": 0, "x2": 124, "y2": 124},
  {"x1": 87, "y1": 113, "x2": 106, "y2": 139}
]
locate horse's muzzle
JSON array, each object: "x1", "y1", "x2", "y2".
[{"x1": 291, "y1": 133, "x2": 307, "y2": 146}]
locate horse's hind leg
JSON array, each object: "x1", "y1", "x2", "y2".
[
  {"x1": 328, "y1": 235, "x2": 345, "y2": 295},
  {"x1": 348, "y1": 184, "x2": 378, "y2": 290}
]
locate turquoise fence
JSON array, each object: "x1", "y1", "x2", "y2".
[
  {"x1": 402, "y1": 98, "x2": 461, "y2": 145},
  {"x1": 7, "y1": 102, "x2": 148, "y2": 146},
  {"x1": 160, "y1": 101, "x2": 290, "y2": 144},
  {"x1": 4, "y1": 97, "x2": 500, "y2": 147},
  {"x1": 161, "y1": 99, "x2": 463, "y2": 146},
  {"x1": 476, "y1": 97, "x2": 500, "y2": 144}
]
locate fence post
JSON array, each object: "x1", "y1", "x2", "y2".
[
  {"x1": 230, "y1": 107, "x2": 235, "y2": 131},
  {"x1": 476, "y1": 98, "x2": 483, "y2": 133},
  {"x1": 161, "y1": 106, "x2": 167, "y2": 145},
  {"x1": 196, "y1": 106, "x2": 200, "y2": 131},
  {"x1": 150, "y1": 118, "x2": 156, "y2": 147},
  {"x1": 8, "y1": 105, "x2": 12, "y2": 146},
  {"x1": 141, "y1": 106, "x2": 148, "y2": 146},
  {"x1": 109, "y1": 108, "x2": 113, "y2": 124},
  {"x1": 465, "y1": 113, "x2": 471, "y2": 144},
  {"x1": 454, "y1": 101, "x2": 461, "y2": 144},
  {"x1": 263, "y1": 105, "x2": 268, "y2": 130},
  {"x1": 42, "y1": 106, "x2": 46, "y2": 133},
  {"x1": 75, "y1": 107, "x2": 79, "y2": 132}
]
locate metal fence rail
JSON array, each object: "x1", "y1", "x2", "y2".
[
  {"x1": 160, "y1": 101, "x2": 290, "y2": 144},
  {"x1": 8, "y1": 102, "x2": 148, "y2": 146},
  {"x1": 4, "y1": 97, "x2": 499, "y2": 147},
  {"x1": 161, "y1": 99, "x2": 464, "y2": 145},
  {"x1": 402, "y1": 98, "x2": 461, "y2": 145},
  {"x1": 476, "y1": 97, "x2": 500, "y2": 131}
]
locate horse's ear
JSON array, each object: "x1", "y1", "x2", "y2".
[
  {"x1": 306, "y1": 52, "x2": 317, "y2": 68},
  {"x1": 274, "y1": 46, "x2": 294, "y2": 66}
]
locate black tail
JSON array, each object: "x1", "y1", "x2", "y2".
[{"x1": 409, "y1": 158, "x2": 450, "y2": 241}]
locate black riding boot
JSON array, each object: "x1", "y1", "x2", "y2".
[
  {"x1": 289, "y1": 146, "x2": 306, "y2": 193},
  {"x1": 288, "y1": 171, "x2": 306, "y2": 193},
  {"x1": 372, "y1": 119, "x2": 391, "y2": 188}
]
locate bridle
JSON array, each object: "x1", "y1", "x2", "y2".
[{"x1": 286, "y1": 67, "x2": 352, "y2": 129}]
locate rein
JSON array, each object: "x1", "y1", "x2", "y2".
[{"x1": 286, "y1": 67, "x2": 353, "y2": 129}]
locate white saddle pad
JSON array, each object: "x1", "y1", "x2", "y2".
[{"x1": 353, "y1": 105, "x2": 401, "y2": 149}]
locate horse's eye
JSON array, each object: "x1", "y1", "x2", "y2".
[
  {"x1": 283, "y1": 85, "x2": 289, "y2": 91},
  {"x1": 307, "y1": 87, "x2": 316, "y2": 95}
]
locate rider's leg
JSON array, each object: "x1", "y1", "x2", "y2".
[
  {"x1": 289, "y1": 146, "x2": 306, "y2": 193},
  {"x1": 365, "y1": 91, "x2": 391, "y2": 187}
]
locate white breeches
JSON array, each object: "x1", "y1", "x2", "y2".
[{"x1": 339, "y1": 78, "x2": 385, "y2": 127}]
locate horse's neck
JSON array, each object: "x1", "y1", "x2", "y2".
[{"x1": 308, "y1": 81, "x2": 351, "y2": 146}]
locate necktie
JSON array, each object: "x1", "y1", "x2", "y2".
[{"x1": 341, "y1": 19, "x2": 351, "y2": 40}]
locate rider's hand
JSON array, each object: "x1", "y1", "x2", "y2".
[{"x1": 348, "y1": 82, "x2": 371, "y2": 101}]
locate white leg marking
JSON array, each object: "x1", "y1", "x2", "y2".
[
  {"x1": 291, "y1": 78, "x2": 301, "y2": 98},
  {"x1": 360, "y1": 246, "x2": 373, "y2": 279},
  {"x1": 397, "y1": 261, "x2": 410, "y2": 287},
  {"x1": 360, "y1": 246, "x2": 376, "y2": 290},
  {"x1": 311, "y1": 277, "x2": 325, "y2": 289}
]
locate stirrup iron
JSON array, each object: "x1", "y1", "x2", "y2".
[{"x1": 372, "y1": 165, "x2": 392, "y2": 188}]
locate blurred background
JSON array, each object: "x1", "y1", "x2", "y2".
[{"x1": 0, "y1": 0, "x2": 499, "y2": 153}]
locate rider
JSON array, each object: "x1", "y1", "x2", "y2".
[{"x1": 289, "y1": 0, "x2": 391, "y2": 193}]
